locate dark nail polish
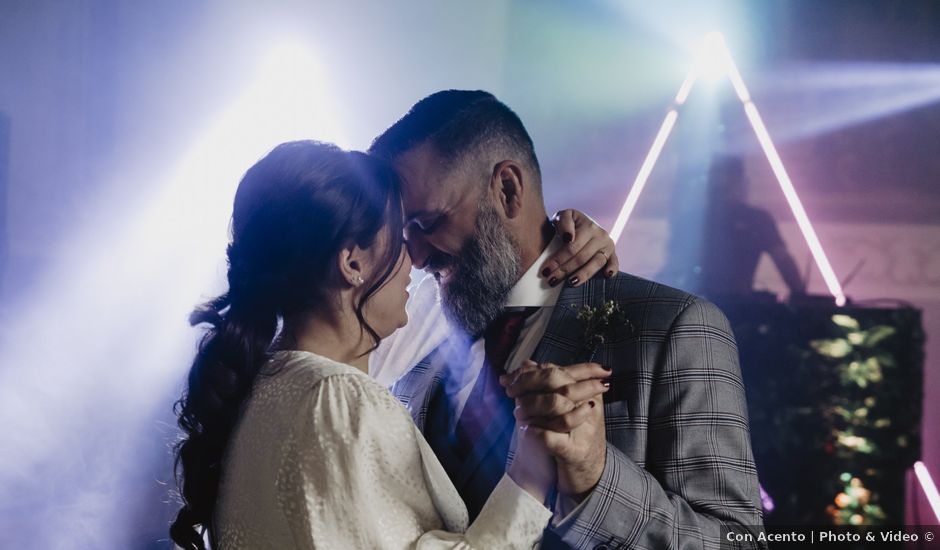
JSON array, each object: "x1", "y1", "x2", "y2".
[
  {"x1": 549, "y1": 277, "x2": 558, "y2": 286},
  {"x1": 568, "y1": 276, "x2": 579, "y2": 286},
  {"x1": 541, "y1": 267, "x2": 551, "y2": 277},
  {"x1": 588, "y1": 400, "x2": 596, "y2": 408},
  {"x1": 602, "y1": 365, "x2": 612, "y2": 371},
  {"x1": 563, "y1": 232, "x2": 573, "y2": 243},
  {"x1": 606, "y1": 270, "x2": 614, "y2": 278}
]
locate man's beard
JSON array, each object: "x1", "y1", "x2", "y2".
[{"x1": 432, "y1": 201, "x2": 520, "y2": 337}]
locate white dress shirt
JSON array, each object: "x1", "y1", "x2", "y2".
[
  {"x1": 370, "y1": 236, "x2": 565, "y2": 417},
  {"x1": 370, "y1": 236, "x2": 583, "y2": 524}
]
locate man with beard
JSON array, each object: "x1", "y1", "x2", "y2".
[{"x1": 369, "y1": 90, "x2": 765, "y2": 549}]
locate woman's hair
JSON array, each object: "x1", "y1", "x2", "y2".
[{"x1": 169, "y1": 141, "x2": 404, "y2": 549}]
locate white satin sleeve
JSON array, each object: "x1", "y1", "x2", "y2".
[{"x1": 275, "y1": 372, "x2": 551, "y2": 549}]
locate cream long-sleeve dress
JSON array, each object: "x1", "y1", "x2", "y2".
[{"x1": 214, "y1": 350, "x2": 551, "y2": 549}]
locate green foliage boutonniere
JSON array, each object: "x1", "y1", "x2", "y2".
[{"x1": 570, "y1": 300, "x2": 634, "y2": 358}]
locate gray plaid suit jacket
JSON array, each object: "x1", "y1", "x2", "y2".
[{"x1": 391, "y1": 272, "x2": 765, "y2": 549}]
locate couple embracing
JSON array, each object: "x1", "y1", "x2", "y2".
[{"x1": 171, "y1": 90, "x2": 765, "y2": 549}]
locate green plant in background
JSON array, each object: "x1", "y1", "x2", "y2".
[
  {"x1": 808, "y1": 314, "x2": 904, "y2": 526},
  {"x1": 730, "y1": 303, "x2": 921, "y2": 529},
  {"x1": 826, "y1": 472, "x2": 886, "y2": 526},
  {"x1": 811, "y1": 314, "x2": 896, "y2": 389}
]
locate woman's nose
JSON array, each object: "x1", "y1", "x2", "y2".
[{"x1": 403, "y1": 227, "x2": 430, "y2": 269}]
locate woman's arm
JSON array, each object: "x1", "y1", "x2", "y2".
[{"x1": 277, "y1": 373, "x2": 551, "y2": 549}]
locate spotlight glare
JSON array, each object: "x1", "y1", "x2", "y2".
[
  {"x1": 612, "y1": 32, "x2": 847, "y2": 306},
  {"x1": 697, "y1": 31, "x2": 730, "y2": 81}
]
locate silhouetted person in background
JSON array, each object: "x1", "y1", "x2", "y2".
[{"x1": 660, "y1": 155, "x2": 806, "y2": 299}]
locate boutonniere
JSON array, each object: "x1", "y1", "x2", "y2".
[{"x1": 570, "y1": 300, "x2": 634, "y2": 359}]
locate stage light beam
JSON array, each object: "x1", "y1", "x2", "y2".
[
  {"x1": 675, "y1": 71, "x2": 697, "y2": 105},
  {"x1": 914, "y1": 461, "x2": 940, "y2": 523},
  {"x1": 611, "y1": 31, "x2": 847, "y2": 306},
  {"x1": 717, "y1": 39, "x2": 846, "y2": 306},
  {"x1": 740, "y1": 102, "x2": 846, "y2": 305},
  {"x1": 0, "y1": 38, "x2": 345, "y2": 549},
  {"x1": 610, "y1": 109, "x2": 678, "y2": 243}
]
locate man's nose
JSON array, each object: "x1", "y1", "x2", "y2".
[{"x1": 403, "y1": 225, "x2": 430, "y2": 269}]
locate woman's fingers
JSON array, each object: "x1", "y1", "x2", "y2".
[
  {"x1": 551, "y1": 209, "x2": 577, "y2": 244},
  {"x1": 553, "y1": 237, "x2": 612, "y2": 287},
  {"x1": 603, "y1": 246, "x2": 620, "y2": 278},
  {"x1": 541, "y1": 210, "x2": 619, "y2": 286}
]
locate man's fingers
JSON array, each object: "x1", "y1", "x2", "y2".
[
  {"x1": 514, "y1": 392, "x2": 577, "y2": 421},
  {"x1": 500, "y1": 360, "x2": 557, "y2": 388},
  {"x1": 518, "y1": 399, "x2": 599, "y2": 432},
  {"x1": 517, "y1": 359, "x2": 540, "y2": 373},
  {"x1": 523, "y1": 405, "x2": 601, "y2": 458},
  {"x1": 500, "y1": 362, "x2": 572, "y2": 397},
  {"x1": 501, "y1": 362, "x2": 610, "y2": 397},
  {"x1": 514, "y1": 380, "x2": 608, "y2": 424}
]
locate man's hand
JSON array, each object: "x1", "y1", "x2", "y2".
[{"x1": 500, "y1": 360, "x2": 610, "y2": 501}]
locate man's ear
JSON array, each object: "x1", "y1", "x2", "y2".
[
  {"x1": 336, "y1": 246, "x2": 366, "y2": 288},
  {"x1": 490, "y1": 160, "x2": 525, "y2": 219}
]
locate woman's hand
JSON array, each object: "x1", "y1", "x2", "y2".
[
  {"x1": 543, "y1": 209, "x2": 619, "y2": 287},
  {"x1": 507, "y1": 417, "x2": 557, "y2": 506}
]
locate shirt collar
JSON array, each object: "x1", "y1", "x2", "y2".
[{"x1": 504, "y1": 235, "x2": 565, "y2": 308}]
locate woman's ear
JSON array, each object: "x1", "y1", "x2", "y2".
[
  {"x1": 490, "y1": 160, "x2": 525, "y2": 219},
  {"x1": 337, "y1": 246, "x2": 366, "y2": 288}
]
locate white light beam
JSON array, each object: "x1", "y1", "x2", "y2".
[
  {"x1": 915, "y1": 461, "x2": 940, "y2": 523},
  {"x1": 610, "y1": 109, "x2": 679, "y2": 243},
  {"x1": 611, "y1": 31, "x2": 847, "y2": 306},
  {"x1": 719, "y1": 37, "x2": 846, "y2": 306}
]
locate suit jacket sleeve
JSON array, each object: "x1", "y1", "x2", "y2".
[{"x1": 550, "y1": 298, "x2": 765, "y2": 549}]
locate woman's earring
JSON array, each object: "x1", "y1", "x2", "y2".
[{"x1": 354, "y1": 275, "x2": 364, "y2": 286}]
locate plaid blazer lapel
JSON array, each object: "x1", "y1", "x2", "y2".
[
  {"x1": 389, "y1": 354, "x2": 437, "y2": 431},
  {"x1": 391, "y1": 329, "x2": 474, "y2": 432},
  {"x1": 452, "y1": 389, "x2": 514, "y2": 488},
  {"x1": 531, "y1": 275, "x2": 608, "y2": 367}
]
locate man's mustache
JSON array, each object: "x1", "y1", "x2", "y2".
[{"x1": 425, "y1": 252, "x2": 455, "y2": 273}]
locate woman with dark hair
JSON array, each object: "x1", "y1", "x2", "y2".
[{"x1": 170, "y1": 140, "x2": 617, "y2": 549}]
